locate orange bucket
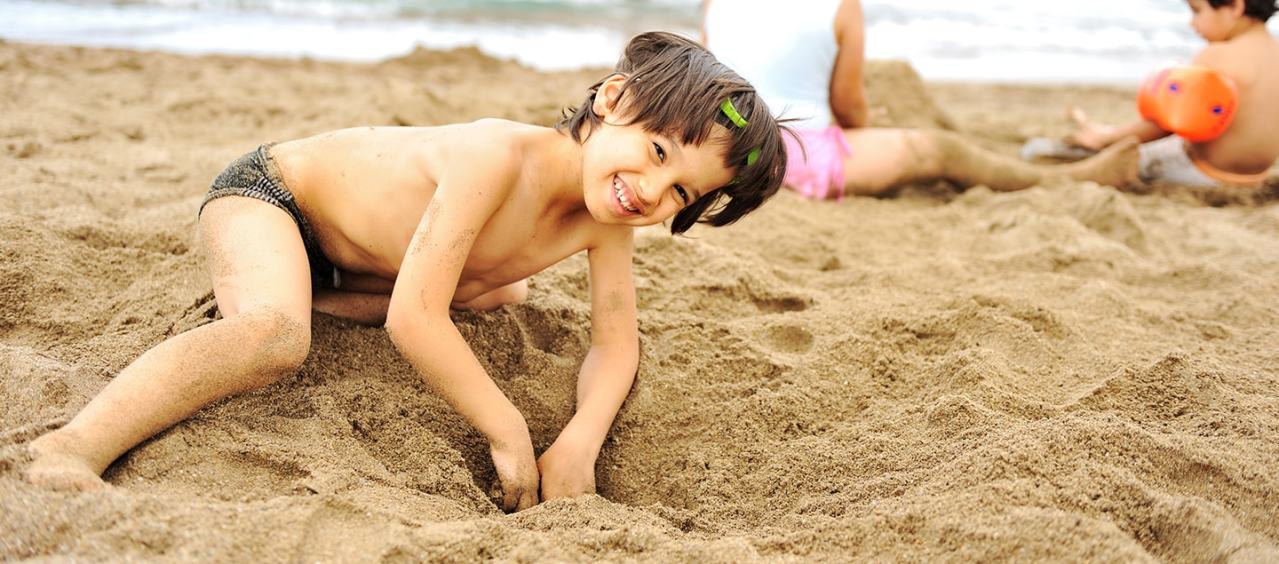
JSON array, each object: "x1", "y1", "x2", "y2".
[{"x1": 1138, "y1": 66, "x2": 1238, "y2": 142}]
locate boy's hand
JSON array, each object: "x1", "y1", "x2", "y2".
[
  {"x1": 1066, "y1": 106, "x2": 1117, "y2": 151},
  {"x1": 489, "y1": 435, "x2": 539, "y2": 512},
  {"x1": 537, "y1": 434, "x2": 598, "y2": 501}
]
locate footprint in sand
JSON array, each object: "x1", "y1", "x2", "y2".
[{"x1": 756, "y1": 324, "x2": 815, "y2": 355}]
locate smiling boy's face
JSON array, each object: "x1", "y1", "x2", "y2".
[
  {"x1": 1188, "y1": 0, "x2": 1243, "y2": 41},
  {"x1": 579, "y1": 75, "x2": 736, "y2": 228}
]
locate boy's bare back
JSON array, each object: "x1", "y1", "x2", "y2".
[
  {"x1": 273, "y1": 121, "x2": 611, "y2": 306},
  {"x1": 1193, "y1": 27, "x2": 1279, "y2": 174}
]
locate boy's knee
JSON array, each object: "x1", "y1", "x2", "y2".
[
  {"x1": 504, "y1": 280, "x2": 529, "y2": 305},
  {"x1": 235, "y1": 307, "x2": 311, "y2": 378}
]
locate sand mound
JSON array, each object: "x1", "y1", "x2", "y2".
[
  {"x1": 864, "y1": 60, "x2": 957, "y2": 130},
  {"x1": 2, "y1": 42, "x2": 1277, "y2": 561}
]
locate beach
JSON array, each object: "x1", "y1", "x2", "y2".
[
  {"x1": 13, "y1": 0, "x2": 1279, "y2": 83},
  {"x1": 2, "y1": 40, "x2": 1278, "y2": 561}
]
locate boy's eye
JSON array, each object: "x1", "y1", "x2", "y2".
[
  {"x1": 653, "y1": 142, "x2": 667, "y2": 162},
  {"x1": 674, "y1": 184, "x2": 689, "y2": 204}
]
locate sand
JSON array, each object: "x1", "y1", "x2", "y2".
[{"x1": 2, "y1": 40, "x2": 1278, "y2": 561}]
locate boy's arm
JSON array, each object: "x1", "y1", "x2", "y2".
[
  {"x1": 1070, "y1": 45, "x2": 1236, "y2": 151},
  {"x1": 1069, "y1": 108, "x2": 1168, "y2": 151},
  {"x1": 538, "y1": 228, "x2": 639, "y2": 500},
  {"x1": 830, "y1": 0, "x2": 869, "y2": 129},
  {"x1": 1095, "y1": 120, "x2": 1169, "y2": 148},
  {"x1": 383, "y1": 143, "x2": 538, "y2": 512}
]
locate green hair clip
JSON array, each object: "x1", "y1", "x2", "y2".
[{"x1": 720, "y1": 99, "x2": 762, "y2": 167}]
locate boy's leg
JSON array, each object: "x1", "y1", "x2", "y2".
[
  {"x1": 313, "y1": 270, "x2": 393, "y2": 326},
  {"x1": 452, "y1": 280, "x2": 529, "y2": 312},
  {"x1": 841, "y1": 128, "x2": 1139, "y2": 195},
  {"x1": 313, "y1": 289, "x2": 391, "y2": 326},
  {"x1": 27, "y1": 196, "x2": 314, "y2": 491}
]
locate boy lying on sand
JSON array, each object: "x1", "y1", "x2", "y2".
[
  {"x1": 1034, "y1": 0, "x2": 1279, "y2": 188},
  {"x1": 25, "y1": 31, "x2": 789, "y2": 512}
]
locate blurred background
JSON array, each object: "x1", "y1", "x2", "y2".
[{"x1": 3, "y1": 0, "x2": 1278, "y2": 83}]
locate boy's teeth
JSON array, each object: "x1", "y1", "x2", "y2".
[{"x1": 614, "y1": 178, "x2": 637, "y2": 213}]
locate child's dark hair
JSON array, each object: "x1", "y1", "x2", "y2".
[
  {"x1": 556, "y1": 31, "x2": 790, "y2": 235},
  {"x1": 1207, "y1": 0, "x2": 1277, "y2": 22}
]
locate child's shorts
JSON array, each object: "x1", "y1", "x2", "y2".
[
  {"x1": 200, "y1": 144, "x2": 338, "y2": 288},
  {"x1": 1138, "y1": 136, "x2": 1269, "y2": 188},
  {"x1": 783, "y1": 126, "x2": 852, "y2": 200}
]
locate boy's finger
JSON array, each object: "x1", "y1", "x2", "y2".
[
  {"x1": 517, "y1": 489, "x2": 539, "y2": 512},
  {"x1": 502, "y1": 484, "x2": 520, "y2": 513}
]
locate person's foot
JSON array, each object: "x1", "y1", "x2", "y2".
[
  {"x1": 1020, "y1": 137, "x2": 1099, "y2": 162},
  {"x1": 1069, "y1": 136, "x2": 1141, "y2": 189},
  {"x1": 26, "y1": 430, "x2": 109, "y2": 492}
]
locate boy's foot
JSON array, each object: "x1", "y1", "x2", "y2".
[
  {"x1": 1068, "y1": 137, "x2": 1141, "y2": 189},
  {"x1": 26, "y1": 430, "x2": 110, "y2": 492}
]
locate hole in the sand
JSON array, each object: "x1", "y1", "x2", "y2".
[
  {"x1": 752, "y1": 295, "x2": 810, "y2": 314},
  {"x1": 510, "y1": 305, "x2": 587, "y2": 357},
  {"x1": 759, "y1": 324, "x2": 814, "y2": 354}
]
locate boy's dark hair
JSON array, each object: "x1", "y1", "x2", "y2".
[
  {"x1": 556, "y1": 31, "x2": 790, "y2": 235},
  {"x1": 1207, "y1": 0, "x2": 1277, "y2": 22}
]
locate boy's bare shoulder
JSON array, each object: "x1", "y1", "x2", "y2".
[
  {"x1": 1194, "y1": 32, "x2": 1279, "y2": 74},
  {"x1": 431, "y1": 119, "x2": 532, "y2": 186},
  {"x1": 1193, "y1": 41, "x2": 1237, "y2": 70},
  {"x1": 440, "y1": 119, "x2": 527, "y2": 157}
]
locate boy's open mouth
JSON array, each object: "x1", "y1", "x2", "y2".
[{"x1": 612, "y1": 175, "x2": 641, "y2": 215}]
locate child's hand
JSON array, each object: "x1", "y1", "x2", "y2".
[
  {"x1": 536, "y1": 436, "x2": 598, "y2": 501},
  {"x1": 489, "y1": 436, "x2": 539, "y2": 512},
  {"x1": 1066, "y1": 106, "x2": 1117, "y2": 151}
]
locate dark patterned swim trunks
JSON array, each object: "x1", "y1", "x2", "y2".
[{"x1": 201, "y1": 144, "x2": 336, "y2": 288}]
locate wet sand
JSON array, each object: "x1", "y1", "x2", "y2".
[{"x1": 1, "y1": 41, "x2": 1277, "y2": 561}]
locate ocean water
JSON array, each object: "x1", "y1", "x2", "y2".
[{"x1": 3, "y1": 0, "x2": 1278, "y2": 83}]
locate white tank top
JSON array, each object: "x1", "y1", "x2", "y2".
[{"x1": 705, "y1": 0, "x2": 841, "y2": 130}]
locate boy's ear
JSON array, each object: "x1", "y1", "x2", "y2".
[
  {"x1": 592, "y1": 73, "x2": 628, "y2": 119},
  {"x1": 1228, "y1": 0, "x2": 1246, "y2": 17}
]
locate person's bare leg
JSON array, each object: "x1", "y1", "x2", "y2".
[
  {"x1": 837, "y1": 128, "x2": 955, "y2": 196},
  {"x1": 314, "y1": 289, "x2": 391, "y2": 326},
  {"x1": 313, "y1": 270, "x2": 393, "y2": 326},
  {"x1": 841, "y1": 128, "x2": 1139, "y2": 195},
  {"x1": 1052, "y1": 137, "x2": 1142, "y2": 189},
  {"x1": 452, "y1": 280, "x2": 529, "y2": 312},
  {"x1": 26, "y1": 197, "x2": 313, "y2": 491}
]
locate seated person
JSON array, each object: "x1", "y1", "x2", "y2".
[
  {"x1": 703, "y1": 0, "x2": 1140, "y2": 199},
  {"x1": 1030, "y1": 0, "x2": 1279, "y2": 188}
]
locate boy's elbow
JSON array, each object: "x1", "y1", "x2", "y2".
[
  {"x1": 383, "y1": 306, "x2": 412, "y2": 345},
  {"x1": 832, "y1": 99, "x2": 869, "y2": 129},
  {"x1": 383, "y1": 300, "x2": 439, "y2": 345}
]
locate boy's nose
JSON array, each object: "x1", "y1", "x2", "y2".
[{"x1": 636, "y1": 179, "x2": 661, "y2": 209}]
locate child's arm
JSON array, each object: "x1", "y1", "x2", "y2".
[
  {"x1": 1070, "y1": 43, "x2": 1235, "y2": 152},
  {"x1": 537, "y1": 229, "x2": 639, "y2": 501},
  {"x1": 383, "y1": 143, "x2": 539, "y2": 513},
  {"x1": 1067, "y1": 107, "x2": 1169, "y2": 151},
  {"x1": 830, "y1": 0, "x2": 869, "y2": 129}
]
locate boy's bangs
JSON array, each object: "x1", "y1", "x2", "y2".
[
  {"x1": 615, "y1": 52, "x2": 733, "y2": 146},
  {"x1": 555, "y1": 31, "x2": 791, "y2": 234}
]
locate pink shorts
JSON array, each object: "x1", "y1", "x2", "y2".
[{"x1": 783, "y1": 126, "x2": 852, "y2": 200}]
